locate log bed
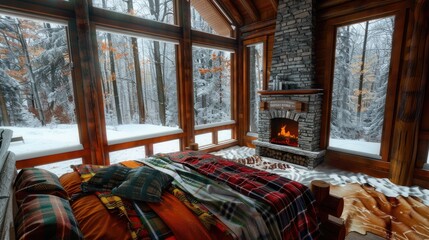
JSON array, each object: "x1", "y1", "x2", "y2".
[{"x1": 0, "y1": 128, "x2": 345, "y2": 240}]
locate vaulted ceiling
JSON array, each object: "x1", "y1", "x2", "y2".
[{"x1": 215, "y1": 0, "x2": 279, "y2": 27}]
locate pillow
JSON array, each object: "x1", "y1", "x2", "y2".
[
  {"x1": 15, "y1": 194, "x2": 83, "y2": 240},
  {"x1": 81, "y1": 165, "x2": 131, "y2": 193},
  {"x1": 112, "y1": 166, "x2": 173, "y2": 202},
  {"x1": 60, "y1": 172, "x2": 84, "y2": 196},
  {"x1": 15, "y1": 168, "x2": 68, "y2": 204}
]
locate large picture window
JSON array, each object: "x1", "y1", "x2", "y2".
[
  {"x1": 96, "y1": 30, "x2": 180, "y2": 144},
  {"x1": 192, "y1": 46, "x2": 232, "y2": 127},
  {"x1": 329, "y1": 16, "x2": 395, "y2": 157},
  {"x1": 0, "y1": 14, "x2": 80, "y2": 160}
]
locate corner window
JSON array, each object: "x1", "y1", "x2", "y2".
[
  {"x1": 192, "y1": 46, "x2": 232, "y2": 126},
  {"x1": 329, "y1": 16, "x2": 395, "y2": 157},
  {"x1": 247, "y1": 43, "x2": 264, "y2": 134},
  {"x1": 0, "y1": 14, "x2": 80, "y2": 160},
  {"x1": 96, "y1": 30, "x2": 180, "y2": 144}
]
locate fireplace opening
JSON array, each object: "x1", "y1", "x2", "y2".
[{"x1": 270, "y1": 118, "x2": 299, "y2": 147}]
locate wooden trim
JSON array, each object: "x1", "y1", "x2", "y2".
[
  {"x1": 318, "y1": 0, "x2": 411, "y2": 21},
  {"x1": 91, "y1": 7, "x2": 182, "y2": 42},
  {"x1": 238, "y1": 0, "x2": 259, "y2": 22},
  {"x1": 214, "y1": 0, "x2": 243, "y2": 27},
  {"x1": 177, "y1": 0, "x2": 194, "y2": 149},
  {"x1": 198, "y1": 140, "x2": 239, "y2": 152},
  {"x1": 267, "y1": 0, "x2": 278, "y2": 13},
  {"x1": 75, "y1": 0, "x2": 108, "y2": 165},
  {"x1": 107, "y1": 133, "x2": 184, "y2": 152},
  {"x1": 0, "y1": 0, "x2": 74, "y2": 20},
  {"x1": 325, "y1": 150, "x2": 390, "y2": 178},
  {"x1": 258, "y1": 89, "x2": 324, "y2": 95},
  {"x1": 191, "y1": 30, "x2": 237, "y2": 50},
  {"x1": 390, "y1": 0, "x2": 429, "y2": 186},
  {"x1": 413, "y1": 168, "x2": 429, "y2": 189},
  {"x1": 195, "y1": 124, "x2": 236, "y2": 135},
  {"x1": 240, "y1": 19, "x2": 276, "y2": 34},
  {"x1": 16, "y1": 149, "x2": 88, "y2": 169}
]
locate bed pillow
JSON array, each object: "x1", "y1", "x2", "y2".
[
  {"x1": 15, "y1": 194, "x2": 83, "y2": 240},
  {"x1": 112, "y1": 166, "x2": 173, "y2": 202},
  {"x1": 81, "y1": 165, "x2": 131, "y2": 193},
  {"x1": 15, "y1": 168, "x2": 68, "y2": 204}
]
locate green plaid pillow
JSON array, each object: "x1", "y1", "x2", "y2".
[
  {"x1": 112, "y1": 166, "x2": 173, "y2": 202},
  {"x1": 81, "y1": 165, "x2": 131, "y2": 192},
  {"x1": 15, "y1": 168, "x2": 68, "y2": 204},
  {"x1": 15, "y1": 194, "x2": 83, "y2": 240}
]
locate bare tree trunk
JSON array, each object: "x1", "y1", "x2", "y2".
[
  {"x1": 357, "y1": 21, "x2": 369, "y2": 122},
  {"x1": 153, "y1": 41, "x2": 166, "y2": 125},
  {"x1": 16, "y1": 20, "x2": 45, "y2": 125},
  {"x1": 127, "y1": 0, "x2": 145, "y2": 124},
  {"x1": 0, "y1": 87, "x2": 10, "y2": 126},
  {"x1": 107, "y1": 33, "x2": 122, "y2": 124}
]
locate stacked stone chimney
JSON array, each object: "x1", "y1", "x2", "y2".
[{"x1": 270, "y1": 0, "x2": 315, "y2": 89}]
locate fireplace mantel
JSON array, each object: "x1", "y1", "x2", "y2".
[{"x1": 258, "y1": 89, "x2": 323, "y2": 95}]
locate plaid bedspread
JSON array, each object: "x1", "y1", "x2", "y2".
[{"x1": 160, "y1": 151, "x2": 320, "y2": 240}]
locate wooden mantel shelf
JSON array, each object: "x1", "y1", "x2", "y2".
[{"x1": 258, "y1": 89, "x2": 324, "y2": 95}]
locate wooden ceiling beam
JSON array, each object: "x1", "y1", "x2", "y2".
[
  {"x1": 238, "y1": 0, "x2": 260, "y2": 22},
  {"x1": 215, "y1": 0, "x2": 244, "y2": 26},
  {"x1": 268, "y1": 0, "x2": 278, "y2": 12}
]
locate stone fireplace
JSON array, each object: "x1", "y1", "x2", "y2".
[
  {"x1": 253, "y1": 0, "x2": 325, "y2": 168},
  {"x1": 254, "y1": 91, "x2": 325, "y2": 168}
]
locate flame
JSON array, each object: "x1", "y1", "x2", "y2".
[{"x1": 277, "y1": 125, "x2": 297, "y2": 138}]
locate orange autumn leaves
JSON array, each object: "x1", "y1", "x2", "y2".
[{"x1": 198, "y1": 53, "x2": 229, "y2": 75}]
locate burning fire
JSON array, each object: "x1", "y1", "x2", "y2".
[{"x1": 278, "y1": 125, "x2": 297, "y2": 139}]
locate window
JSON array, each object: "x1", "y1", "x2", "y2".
[
  {"x1": 0, "y1": 14, "x2": 81, "y2": 160},
  {"x1": 153, "y1": 139, "x2": 180, "y2": 154},
  {"x1": 329, "y1": 16, "x2": 395, "y2": 157},
  {"x1": 96, "y1": 30, "x2": 180, "y2": 144},
  {"x1": 195, "y1": 133, "x2": 212, "y2": 146},
  {"x1": 192, "y1": 46, "x2": 232, "y2": 126},
  {"x1": 92, "y1": 0, "x2": 175, "y2": 25},
  {"x1": 109, "y1": 146, "x2": 146, "y2": 164},
  {"x1": 218, "y1": 129, "x2": 232, "y2": 142},
  {"x1": 247, "y1": 43, "x2": 264, "y2": 134},
  {"x1": 190, "y1": 0, "x2": 233, "y2": 37}
]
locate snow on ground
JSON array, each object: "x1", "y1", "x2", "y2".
[
  {"x1": 5, "y1": 124, "x2": 179, "y2": 160},
  {"x1": 329, "y1": 138, "x2": 380, "y2": 156}
]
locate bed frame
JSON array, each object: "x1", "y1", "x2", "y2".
[{"x1": 0, "y1": 128, "x2": 345, "y2": 240}]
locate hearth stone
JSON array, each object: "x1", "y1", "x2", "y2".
[{"x1": 254, "y1": 140, "x2": 325, "y2": 169}]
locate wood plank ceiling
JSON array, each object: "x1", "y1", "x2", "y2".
[{"x1": 215, "y1": 0, "x2": 278, "y2": 28}]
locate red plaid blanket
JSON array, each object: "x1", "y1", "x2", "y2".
[{"x1": 161, "y1": 151, "x2": 320, "y2": 240}]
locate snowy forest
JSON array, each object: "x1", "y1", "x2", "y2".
[
  {"x1": 0, "y1": 15, "x2": 74, "y2": 128},
  {"x1": 329, "y1": 16, "x2": 395, "y2": 148},
  {"x1": 0, "y1": 1, "x2": 232, "y2": 141}
]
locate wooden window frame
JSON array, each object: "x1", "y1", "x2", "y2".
[
  {"x1": 320, "y1": 2, "x2": 409, "y2": 175},
  {"x1": 6, "y1": 0, "x2": 238, "y2": 169}
]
